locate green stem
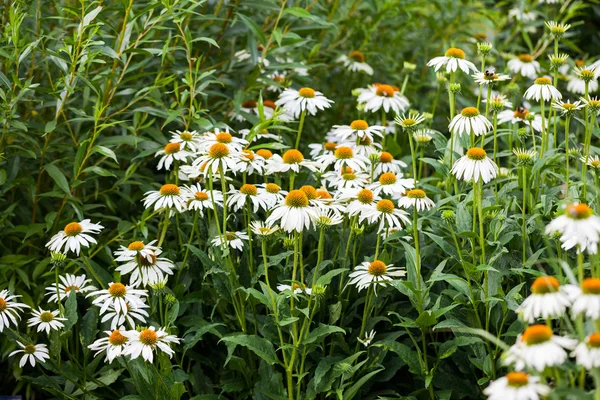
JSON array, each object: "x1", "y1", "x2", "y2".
[
  {"x1": 521, "y1": 167, "x2": 528, "y2": 264},
  {"x1": 294, "y1": 110, "x2": 306, "y2": 150}
]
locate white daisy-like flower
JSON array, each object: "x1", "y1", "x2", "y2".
[
  {"x1": 263, "y1": 71, "x2": 287, "y2": 92},
  {"x1": 504, "y1": 324, "x2": 577, "y2": 371},
  {"x1": 524, "y1": 77, "x2": 562, "y2": 102},
  {"x1": 123, "y1": 326, "x2": 180, "y2": 363},
  {"x1": 193, "y1": 143, "x2": 241, "y2": 176},
  {"x1": 497, "y1": 107, "x2": 544, "y2": 132},
  {"x1": 198, "y1": 129, "x2": 247, "y2": 153},
  {"x1": 336, "y1": 188, "x2": 380, "y2": 218},
  {"x1": 100, "y1": 302, "x2": 149, "y2": 330},
  {"x1": 484, "y1": 372, "x2": 550, "y2": 400},
  {"x1": 369, "y1": 172, "x2": 415, "y2": 199},
  {"x1": 397, "y1": 189, "x2": 435, "y2": 212},
  {"x1": 266, "y1": 190, "x2": 318, "y2": 233},
  {"x1": 181, "y1": 184, "x2": 223, "y2": 215},
  {"x1": 572, "y1": 332, "x2": 600, "y2": 370},
  {"x1": 257, "y1": 183, "x2": 287, "y2": 207},
  {"x1": 508, "y1": 55, "x2": 540, "y2": 79},
  {"x1": 27, "y1": 308, "x2": 67, "y2": 334},
  {"x1": 373, "y1": 151, "x2": 408, "y2": 176},
  {"x1": 155, "y1": 142, "x2": 191, "y2": 171},
  {"x1": 472, "y1": 70, "x2": 511, "y2": 85},
  {"x1": 563, "y1": 278, "x2": 600, "y2": 319},
  {"x1": 236, "y1": 150, "x2": 266, "y2": 175},
  {"x1": 88, "y1": 328, "x2": 129, "y2": 363},
  {"x1": 226, "y1": 184, "x2": 272, "y2": 213},
  {"x1": 508, "y1": 8, "x2": 537, "y2": 22},
  {"x1": 234, "y1": 48, "x2": 269, "y2": 66},
  {"x1": 115, "y1": 248, "x2": 174, "y2": 288},
  {"x1": 211, "y1": 231, "x2": 249, "y2": 251},
  {"x1": 545, "y1": 203, "x2": 600, "y2": 254},
  {"x1": 325, "y1": 169, "x2": 370, "y2": 190},
  {"x1": 45, "y1": 274, "x2": 96, "y2": 303},
  {"x1": 347, "y1": 260, "x2": 406, "y2": 293},
  {"x1": 356, "y1": 84, "x2": 410, "y2": 114},
  {"x1": 311, "y1": 207, "x2": 344, "y2": 228},
  {"x1": 315, "y1": 145, "x2": 370, "y2": 173},
  {"x1": 516, "y1": 276, "x2": 570, "y2": 323},
  {"x1": 87, "y1": 282, "x2": 148, "y2": 315},
  {"x1": 552, "y1": 99, "x2": 583, "y2": 115},
  {"x1": 449, "y1": 107, "x2": 492, "y2": 137},
  {"x1": 169, "y1": 130, "x2": 201, "y2": 152},
  {"x1": 337, "y1": 51, "x2": 373, "y2": 75},
  {"x1": 346, "y1": 137, "x2": 382, "y2": 157},
  {"x1": 451, "y1": 147, "x2": 498, "y2": 183},
  {"x1": 277, "y1": 283, "x2": 312, "y2": 295},
  {"x1": 580, "y1": 155, "x2": 600, "y2": 172},
  {"x1": 265, "y1": 150, "x2": 318, "y2": 174},
  {"x1": 427, "y1": 47, "x2": 477, "y2": 74},
  {"x1": 484, "y1": 94, "x2": 513, "y2": 111},
  {"x1": 360, "y1": 199, "x2": 411, "y2": 233},
  {"x1": 395, "y1": 113, "x2": 426, "y2": 132},
  {"x1": 309, "y1": 141, "x2": 339, "y2": 158},
  {"x1": 9, "y1": 342, "x2": 50, "y2": 368},
  {"x1": 358, "y1": 330, "x2": 376, "y2": 347},
  {"x1": 143, "y1": 184, "x2": 187, "y2": 213},
  {"x1": 567, "y1": 76, "x2": 599, "y2": 95},
  {"x1": 275, "y1": 87, "x2": 333, "y2": 118},
  {"x1": 250, "y1": 221, "x2": 279, "y2": 237},
  {"x1": 0, "y1": 290, "x2": 30, "y2": 332},
  {"x1": 413, "y1": 129, "x2": 435, "y2": 146},
  {"x1": 581, "y1": 96, "x2": 600, "y2": 116},
  {"x1": 114, "y1": 240, "x2": 159, "y2": 264},
  {"x1": 331, "y1": 120, "x2": 385, "y2": 143},
  {"x1": 239, "y1": 128, "x2": 279, "y2": 143},
  {"x1": 234, "y1": 100, "x2": 275, "y2": 122},
  {"x1": 46, "y1": 219, "x2": 104, "y2": 256}
]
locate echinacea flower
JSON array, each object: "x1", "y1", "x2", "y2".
[
  {"x1": 87, "y1": 282, "x2": 148, "y2": 315},
  {"x1": 369, "y1": 172, "x2": 415, "y2": 199},
  {"x1": 571, "y1": 332, "x2": 600, "y2": 370},
  {"x1": 336, "y1": 188, "x2": 380, "y2": 218},
  {"x1": 27, "y1": 308, "x2": 67, "y2": 334},
  {"x1": 449, "y1": 107, "x2": 492, "y2": 137},
  {"x1": 427, "y1": 47, "x2": 477, "y2": 74},
  {"x1": 143, "y1": 184, "x2": 187, "y2": 213},
  {"x1": 211, "y1": 231, "x2": 249, "y2": 251},
  {"x1": 155, "y1": 142, "x2": 191, "y2": 171},
  {"x1": 503, "y1": 324, "x2": 577, "y2": 371},
  {"x1": 311, "y1": 207, "x2": 344, "y2": 229},
  {"x1": 277, "y1": 283, "x2": 312, "y2": 295},
  {"x1": 451, "y1": 147, "x2": 498, "y2": 183},
  {"x1": 169, "y1": 130, "x2": 201, "y2": 152},
  {"x1": 9, "y1": 342, "x2": 50, "y2": 368},
  {"x1": 266, "y1": 190, "x2": 318, "y2": 233},
  {"x1": 0, "y1": 290, "x2": 30, "y2": 332},
  {"x1": 331, "y1": 120, "x2": 385, "y2": 142},
  {"x1": 275, "y1": 87, "x2": 333, "y2": 118},
  {"x1": 250, "y1": 221, "x2": 279, "y2": 237},
  {"x1": 517, "y1": 276, "x2": 570, "y2": 323},
  {"x1": 192, "y1": 142, "x2": 241, "y2": 176},
  {"x1": 337, "y1": 51, "x2": 373, "y2": 75},
  {"x1": 524, "y1": 77, "x2": 562, "y2": 102},
  {"x1": 315, "y1": 145, "x2": 370, "y2": 173},
  {"x1": 373, "y1": 151, "x2": 407, "y2": 176},
  {"x1": 323, "y1": 169, "x2": 370, "y2": 190},
  {"x1": 398, "y1": 189, "x2": 435, "y2": 212},
  {"x1": 198, "y1": 130, "x2": 247, "y2": 153},
  {"x1": 88, "y1": 328, "x2": 129, "y2": 363},
  {"x1": 483, "y1": 372, "x2": 550, "y2": 400},
  {"x1": 181, "y1": 184, "x2": 223, "y2": 215},
  {"x1": 266, "y1": 150, "x2": 317, "y2": 174},
  {"x1": 46, "y1": 219, "x2": 104, "y2": 256},
  {"x1": 508, "y1": 55, "x2": 540, "y2": 79},
  {"x1": 360, "y1": 199, "x2": 411, "y2": 232},
  {"x1": 357, "y1": 84, "x2": 409, "y2": 114},
  {"x1": 123, "y1": 326, "x2": 180, "y2": 363},
  {"x1": 472, "y1": 70, "x2": 511, "y2": 85},
  {"x1": 395, "y1": 113, "x2": 426, "y2": 132},
  {"x1": 101, "y1": 302, "x2": 149, "y2": 330},
  {"x1": 497, "y1": 107, "x2": 544, "y2": 132},
  {"x1": 563, "y1": 278, "x2": 600, "y2": 319},
  {"x1": 45, "y1": 274, "x2": 96, "y2": 303},
  {"x1": 347, "y1": 260, "x2": 406, "y2": 293},
  {"x1": 545, "y1": 203, "x2": 600, "y2": 253},
  {"x1": 580, "y1": 155, "x2": 600, "y2": 172},
  {"x1": 484, "y1": 94, "x2": 513, "y2": 112},
  {"x1": 226, "y1": 184, "x2": 272, "y2": 213},
  {"x1": 552, "y1": 99, "x2": 583, "y2": 116},
  {"x1": 358, "y1": 329, "x2": 376, "y2": 347},
  {"x1": 115, "y1": 248, "x2": 174, "y2": 288}
]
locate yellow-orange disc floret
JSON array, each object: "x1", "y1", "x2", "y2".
[
  {"x1": 406, "y1": 189, "x2": 426, "y2": 199},
  {"x1": 582, "y1": 278, "x2": 600, "y2": 294},
  {"x1": 445, "y1": 48, "x2": 466, "y2": 59},
  {"x1": 160, "y1": 184, "x2": 180, "y2": 196},
  {"x1": 164, "y1": 143, "x2": 181, "y2": 154},
  {"x1": 534, "y1": 77, "x2": 552, "y2": 85},
  {"x1": 357, "y1": 189, "x2": 374, "y2": 204},
  {"x1": 375, "y1": 84, "x2": 395, "y2": 97},
  {"x1": 349, "y1": 50, "x2": 365, "y2": 63},
  {"x1": 298, "y1": 87, "x2": 315, "y2": 98},
  {"x1": 300, "y1": 185, "x2": 317, "y2": 200},
  {"x1": 283, "y1": 149, "x2": 304, "y2": 164},
  {"x1": 128, "y1": 241, "x2": 145, "y2": 251},
  {"x1": 240, "y1": 184, "x2": 258, "y2": 196},
  {"x1": 506, "y1": 372, "x2": 529, "y2": 387},
  {"x1": 521, "y1": 325, "x2": 553, "y2": 345},
  {"x1": 588, "y1": 333, "x2": 600, "y2": 348},
  {"x1": 379, "y1": 152, "x2": 393, "y2": 163},
  {"x1": 64, "y1": 222, "x2": 83, "y2": 236},
  {"x1": 368, "y1": 260, "x2": 387, "y2": 276},
  {"x1": 208, "y1": 143, "x2": 230, "y2": 159},
  {"x1": 324, "y1": 142, "x2": 338, "y2": 152},
  {"x1": 531, "y1": 276, "x2": 560, "y2": 294},
  {"x1": 109, "y1": 330, "x2": 128, "y2": 346},
  {"x1": 256, "y1": 149, "x2": 273, "y2": 159},
  {"x1": 461, "y1": 107, "x2": 480, "y2": 118},
  {"x1": 334, "y1": 146, "x2": 354, "y2": 160},
  {"x1": 195, "y1": 192, "x2": 209, "y2": 201},
  {"x1": 265, "y1": 183, "x2": 281, "y2": 194},
  {"x1": 518, "y1": 54, "x2": 534, "y2": 63},
  {"x1": 379, "y1": 172, "x2": 397, "y2": 185},
  {"x1": 350, "y1": 120, "x2": 369, "y2": 130},
  {"x1": 108, "y1": 282, "x2": 127, "y2": 298},
  {"x1": 467, "y1": 147, "x2": 487, "y2": 160},
  {"x1": 285, "y1": 190, "x2": 309, "y2": 208},
  {"x1": 376, "y1": 199, "x2": 395, "y2": 214},
  {"x1": 566, "y1": 203, "x2": 592, "y2": 220},
  {"x1": 139, "y1": 329, "x2": 158, "y2": 346}
]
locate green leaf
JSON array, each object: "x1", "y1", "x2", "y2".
[
  {"x1": 80, "y1": 308, "x2": 99, "y2": 348},
  {"x1": 220, "y1": 334, "x2": 280, "y2": 366},
  {"x1": 92, "y1": 145, "x2": 119, "y2": 164},
  {"x1": 304, "y1": 324, "x2": 345, "y2": 344},
  {"x1": 283, "y1": 7, "x2": 311, "y2": 18},
  {"x1": 343, "y1": 369, "x2": 383, "y2": 400},
  {"x1": 44, "y1": 164, "x2": 70, "y2": 194},
  {"x1": 63, "y1": 290, "x2": 79, "y2": 331}
]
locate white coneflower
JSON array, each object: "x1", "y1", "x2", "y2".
[
  {"x1": 234, "y1": 48, "x2": 269, "y2": 66},
  {"x1": 331, "y1": 120, "x2": 385, "y2": 142},
  {"x1": 545, "y1": 21, "x2": 571, "y2": 38},
  {"x1": 347, "y1": 260, "x2": 406, "y2": 293},
  {"x1": 277, "y1": 283, "x2": 312, "y2": 295},
  {"x1": 181, "y1": 184, "x2": 223, "y2": 215},
  {"x1": 309, "y1": 141, "x2": 339, "y2": 158},
  {"x1": 237, "y1": 150, "x2": 266, "y2": 175},
  {"x1": 484, "y1": 94, "x2": 513, "y2": 111},
  {"x1": 360, "y1": 199, "x2": 411, "y2": 232},
  {"x1": 449, "y1": 107, "x2": 492, "y2": 137},
  {"x1": 516, "y1": 276, "x2": 570, "y2": 323},
  {"x1": 552, "y1": 99, "x2": 583, "y2": 116},
  {"x1": 395, "y1": 113, "x2": 426, "y2": 132},
  {"x1": 581, "y1": 96, "x2": 600, "y2": 116},
  {"x1": 198, "y1": 129, "x2": 247, "y2": 153},
  {"x1": 265, "y1": 150, "x2": 318, "y2": 174},
  {"x1": 45, "y1": 274, "x2": 96, "y2": 303},
  {"x1": 545, "y1": 203, "x2": 600, "y2": 253},
  {"x1": 46, "y1": 219, "x2": 104, "y2": 256},
  {"x1": 572, "y1": 332, "x2": 600, "y2": 370},
  {"x1": 524, "y1": 77, "x2": 562, "y2": 101},
  {"x1": 568, "y1": 65, "x2": 599, "y2": 95},
  {"x1": 315, "y1": 145, "x2": 369, "y2": 173},
  {"x1": 508, "y1": 8, "x2": 536, "y2": 22},
  {"x1": 266, "y1": 190, "x2": 318, "y2": 232},
  {"x1": 373, "y1": 151, "x2": 407, "y2": 176},
  {"x1": 358, "y1": 330, "x2": 376, "y2": 347},
  {"x1": 258, "y1": 182, "x2": 287, "y2": 207},
  {"x1": 337, "y1": 50, "x2": 373, "y2": 75},
  {"x1": 504, "y1": 324, "x2": 577, "y2": 371},
  {"x1": 192, "y1": 143, "x2": 241, "y2": 176},
  {"x1": 115, "y1": 248, "x2": 174, "y2": 288},
  {"x1": 88, "y1": 328, "x2": 129, "y2": 363},
  {"x1": 155, "y1": 142, "x2": 191, "y2": 171},
  {"x1": 239, "y1": 127, "x2": 279, "y2": 143},
  {"x1": 263, "y1": 71, "x2": 286, "y2": 92},
  {"x1": 346, "y1": 137, "x2": 382, "y2": 157},
  {"x1": 369, "y1": 172, "x2": 415, "y2": 199},
  {"x1": 563, "y1": 278, "x2": 600, "y2": 319},
  {"x1": 27, "y1": 308, "x2": 67, "y2": 334},
  {"x1": 226, "y1": 184, "x2": 271, "y2": 213},
  {"x1": 123, "y1": 326, "x2": 180, "y2": 363},
  {"x1": 336, "y1": 188, "x2": 380, "y2": 219},
  {"x1": 0, "y1": 290, "x2": 30, "y2": 332},
  {"x1": 250, "y1": 221, "x2": 279, "y2": 237},
  {"x1": 356, "y1": 84, "x2": 410, "y2": 114},
  {"x1": 169, "y1": 130, "x2": 201, "y2": 152},
  {"x1": 398, "y1": 189, "x2": 435, "y2": 212},
  {"x1": 87, "y1": 282, "x2": 148, "y2": 315},
  {"x1": 9, "y1": 342, "x2": 50, "y2": 368},
  {"x1": 497, "y1": 107, "x2": 544, "y2": 132},
  {"x1": 580, "y1": 155, "x2": 600, "y2": 172},
  {"x1": 508, "y1": 54, "x2": 540, "y2": 79},
  {"x1": 512, "y1": 148, "x2": 537, "y2": 166},
  {"x1": 143, "y1": 184, "x2": 187, "y2": 212},
  {"x1": 311, "y1": 207, "x2": 344, "y2": 229},
  {"x1": 427, "y1": 47, "x2": 477, "y2": 74},
  {"x1": 413, "y1": 129, "x2": 435, "y2": 146},
  {"x1": 114, "y1": 240, "x2": 159, "y2": 264},
  {"x1": 451, "y1": 147, "x2": 498, "y2": 183},
  {"x1": 324, "y1": 169, "x2": 370, "y2": 190},
  {"x1": 275, "y1": 87, "x2": 333, "y2": 118},
  {"x1": 483, "y1": 372, "x2": 550, "y2": 400},
  {"x1": 472, "y1": 69, "x2": 511, "y2": 85},
  {"x1": 211, "y1": 231, "x2": 249, "y2": 251}
]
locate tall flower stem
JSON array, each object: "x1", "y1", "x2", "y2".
[
  {"x1": 540, "y1": 99, "x2": 547, "y2": 157},
  {"x1": 178, "y1": 209, "x2": 200, "y2": 283},
  {"x1": 521, "y1": 167, "x2": 528, "y2": 264},
  {"x1": 492, "y1": 112, "x2": 499, "y2": 201},
  {"x1": 294, "y1": 110, "x2": 306, "y2": 150},
  {"x1": 564, "y1": 116, "x2": 571, "y2": 193},
  {"x1": 413, "y1": 207, "x2": 421, "y2": 291},
  {"x1": 355, "y1": 284, "x2": 374, "y2": 352},
  {"x1": 407, "y1": 128, "x2": 418, "y2": 185}
]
